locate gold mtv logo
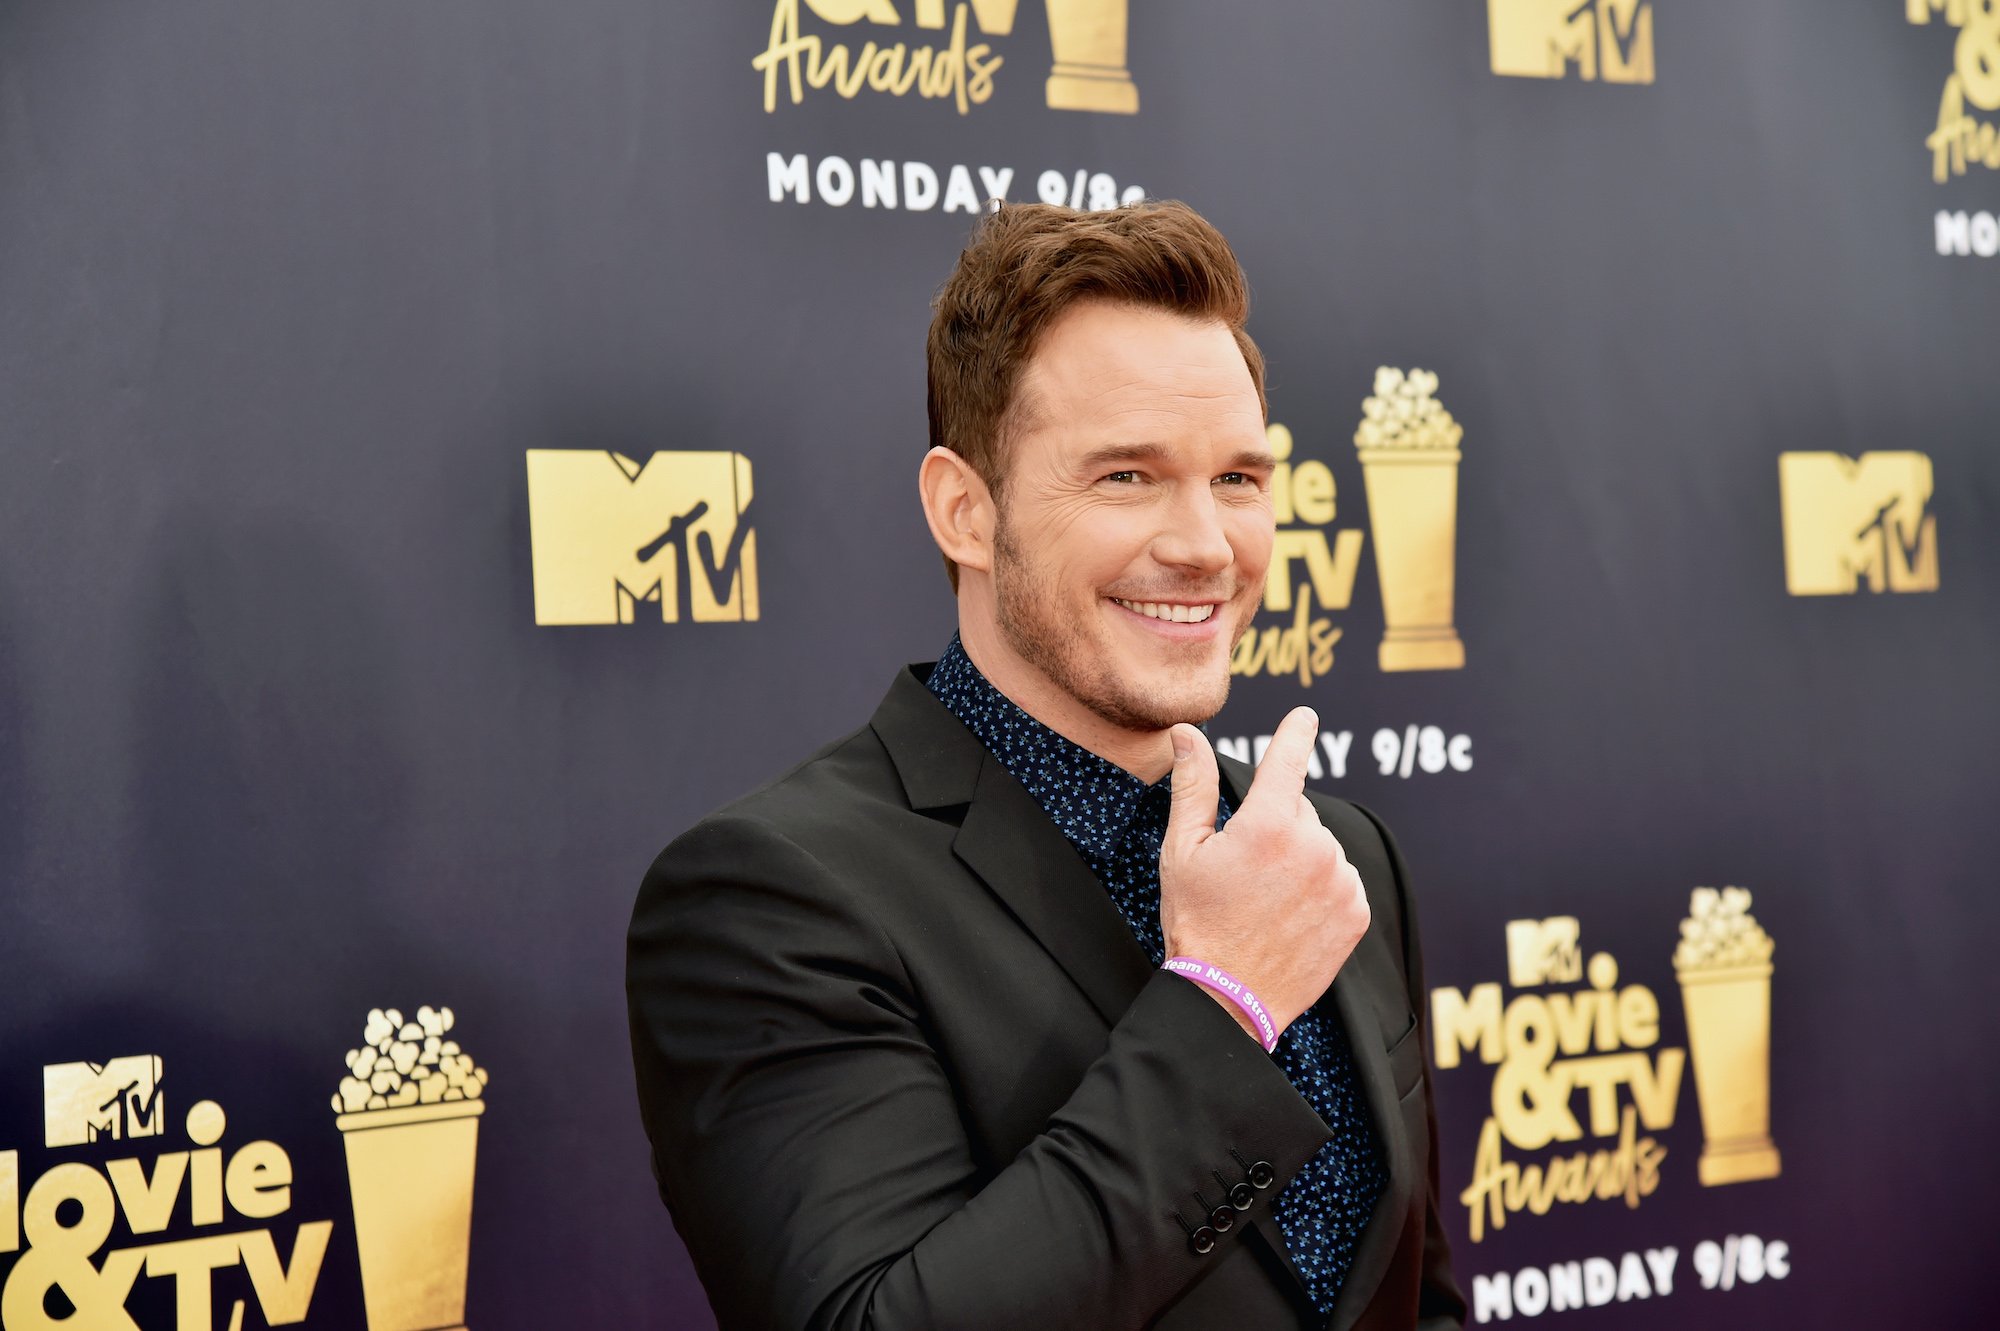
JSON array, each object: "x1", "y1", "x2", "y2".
[
  {"x1": 1778, "y1": 452, "x2": 1939, "y2": 596},
  {"x1": 1505, "y1": 917, "x2": 1582, "y2": 987},
  {"x1": 1487, "y1": 0, "x2": 1655, "y2": 84},
  {"x1": 525, "y1": 450, "x2": 759, "y2": 626},
  {"x1": 43, "y1": 1055, "x2": 165, "y2": 1147}
]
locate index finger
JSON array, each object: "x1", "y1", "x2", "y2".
[{"x1": 1241, "y1": 706, "x2": 1318, "y2": 817}]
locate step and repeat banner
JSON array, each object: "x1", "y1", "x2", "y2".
[{"x1": 2, "y1": 2, "x2": 1995, "y2": 1328}]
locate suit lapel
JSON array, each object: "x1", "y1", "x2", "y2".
[
  {"x1": 952, "y1": 753, "x2": 1157, "y2": 1027},
  {"x1": 872, "y1": 666, "x2": 1155, "y2": 1029},
  {"x1": 1218, "y1": 760, "x2": 1414, "y2": 1330}
]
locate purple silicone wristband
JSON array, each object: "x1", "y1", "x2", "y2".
[{"x1": 1163, "y1": 958, "x2": 1280, "y2": 1053}]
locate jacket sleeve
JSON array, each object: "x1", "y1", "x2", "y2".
[
  {"x1": 1353, "y1": 802, "x2": 1468, "y2": 1330},
  {"x1": 627, "y1": 812, "x2": 1334, "y2": 1331}
]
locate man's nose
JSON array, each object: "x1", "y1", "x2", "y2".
[{"x1": 1151, "y1": 482, "x2": 1234, "y2": 574}]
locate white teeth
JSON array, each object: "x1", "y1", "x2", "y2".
[{"x1": 1113, "y1": 598, "x2": 1215, "y2": 623}]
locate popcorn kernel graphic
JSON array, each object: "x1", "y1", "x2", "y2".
[
  {"x1": 335, "y1": 1005, "x2": 489, "y2": 1331},
  {"x1": 1354, "y1": 368, "x2": 1467, "y2": 672},
  {"x1": 1674, "y1": 890, "x2": 1782, "y2": 1186}
]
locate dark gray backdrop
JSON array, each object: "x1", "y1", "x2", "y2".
[{"x1": 3, "y1": 2, "x2": 1996, "y2": 1327}]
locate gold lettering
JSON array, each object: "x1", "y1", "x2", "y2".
[
  {"x1": 1458, "y1": 1107, "x2": 1666, "y2": 1243},
  {"x1": 1588, "y1": 953, "x2": 1619, "y2": 1049},
  {"x1": 946, "y1": 5, "x2": 973, "y2": 113},
  {"x1": 1308, "y1": 617, "x2": 1339, "y2": 680},
  {"x1": 1502, "y1": 992, "x2": 1553, "y2": 1060},
  {"x1": 1928, "y1": 73, "x2": 2000, "y2": 180},
  {"x1": 757, "y1": 0, "x2": 1007, "y2": 115},
  {"x1": 1956, "y1": 0, "x2": 2000, "y2": 108},
  {"x1": 754, "y1": 0, "x2": 814, "y2": 111},
  {"x1": 144, "y1": 1232, "x2": 241, "y2": 1331},
  {"x1": 1268, "y1": 425, "x2": 1338, "y2": 525},
  {"x1": 966, "y1": 0, "x2": 1021, "y2": 33},
  {"x1": 224, "y1": 1142, "x2": 292, "y2": 1220},
  {"x1": 1264, "y1": 529, "x2": 1363, "y2": 613},
  {"x1": 1545, "y1": 990, "x2": 1598, "y2": 1056},
  {"x1": 1460, "y1": 1118, "x2": 1510, "y2": 1242},
  {"x1": 1291, "y1": 461, "x2": 1336, "y2": 526},
  {"x1": 1617, "y1": 984, "x2": 1659, "y2": 1047},
  {"x1": 1909, "y1": 1, "x2": 1966, "y2": 26},
  {"x1": 1916, "y1": 0, "x2": 2000, "y2": 181},
  {"x1": 808, "y1": 40, "x2": 861, "y2": 95},
  {"x1": 1565, "y1": 1051, "x2": 1647, "y2": 1136},
  {"x1": 189, "y1": 1147, "x2": 224, "y2": 1227},
  {"x1": 803, "y1": 0, "x2": 901, "y2": 23},
  {"x1": 1624, "y1": 1046, "x2": 1684, "y2": 1130},
  {"x1": 239, "y1": 1222, "x2": 333, "y2": 1326},
  {"x1": 865, "y1": 42, "x2": 906, "y2": 90},
  {"x1": 1229, "y1": 584, "x2": 1344, "y2": 686},
  {"x1": 21, "y1": 1163, "x2": 114, "y2": 1252},
  {"x1": 1431, "y1": 983, "x2": 1503, "y2": 1069},
  {"x1": 106, "y1": 1152, "x2": 189, "y2": 1236},
  {"x1": 1492, "y1": 1042, "x2": 1582, "y2": 1150},
  {"x1": 967, "y1": 44, "x2": 1002, "y2": 106},
  {"x1": 0, "y1": 1245, "x2": 145, "y2": 1331}
]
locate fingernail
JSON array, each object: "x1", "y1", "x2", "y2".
[{"x1": 1172, "y1": 727, "x2": 1192, "y2": 761}]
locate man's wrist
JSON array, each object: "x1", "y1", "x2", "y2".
[
  {"x1": 1202, "y1": 988, "x2": 1265, "y2": 1043},
  {"x1": 1162, "y1": 958, "x2": 1281, "y2": 1052}
]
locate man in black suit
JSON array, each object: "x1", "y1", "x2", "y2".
[{"x1": 628, "y1": 201, "x2": 1465, "y2": 1330}]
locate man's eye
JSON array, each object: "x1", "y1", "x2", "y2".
[
  {"x1": 1215, "y1": 472, "x2": 1251, "y2": 486},
  {"x1": 1103, "y1": 470, "x2": 1140, "y2": 484}
]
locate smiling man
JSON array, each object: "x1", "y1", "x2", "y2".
[{"x1": 628, "y1": 202, "x2": 1464, "y2": 1330}]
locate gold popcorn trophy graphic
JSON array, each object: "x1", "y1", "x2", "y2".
[
  {"x1": 1043, "y1": 0, "x2": 1140, "y2": 114},
  {"x1": 1674, "y1": 889, "x2": 1782, "y2": 1186},
  {"x1": 333, "y1": 1006, "x2": 489, "y2": 1331},
  {"x1": 1354, "y1": 368, "x2": 1467, "y2": 672}
]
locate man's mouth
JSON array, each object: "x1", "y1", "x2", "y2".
[{"x1": 1108, "y1": 598, "x2": 1218, "y2": 624}]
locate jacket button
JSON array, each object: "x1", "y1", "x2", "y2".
[
  {"x1": 1229, "y1": 1182, "x2": 1256, "y2": 1211},
  {"x1": 1209, "y1": 1205, "x2": 1235, "y2": 1233},
  {"x1": 1248, "y1": 1160, "x2": 1276, "y2": 1190},
  {"x1": 1189, "y1": 1225, "x2": 1218, "y2": 1256}
]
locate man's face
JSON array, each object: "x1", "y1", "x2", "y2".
[{"x1": 989, "y1": 301, "x2": 1274, "y2": 733}]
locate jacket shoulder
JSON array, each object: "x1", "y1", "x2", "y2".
[{"x1": 721, "y1": 722, "x2": 909, "y2": 831}]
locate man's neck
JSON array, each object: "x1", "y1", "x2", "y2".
[{"x1": 955, "y1": 616, "x2": 1176, "y2": 784}]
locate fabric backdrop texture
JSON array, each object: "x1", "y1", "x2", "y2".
[{"x1": 1, "y1": 2, "x2": 1996, "y2": 1328}]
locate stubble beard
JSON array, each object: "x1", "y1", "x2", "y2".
[{"x1": 991, "y1": 514, "x2": 1236, "y2": 734}]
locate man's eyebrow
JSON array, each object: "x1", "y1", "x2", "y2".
[{"x1": 1074, "y1": 442, "x2": 1277, "y2": 473}]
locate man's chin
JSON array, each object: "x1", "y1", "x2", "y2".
[{"x1": 1087, "y1": 661, "x2": 1232, "y2": 733}]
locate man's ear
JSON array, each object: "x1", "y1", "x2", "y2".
[{"x1": 918, "y1": 447, "x2": 996, "y2": 576}]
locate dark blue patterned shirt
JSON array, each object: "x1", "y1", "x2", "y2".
[{"x1": 927, "y1": 637, "x2": 1386, "y2": 1316}]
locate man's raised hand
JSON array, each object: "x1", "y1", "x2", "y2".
[{"x1": 1159, "y1": 707, "x2": 1371, "y2": 1041}]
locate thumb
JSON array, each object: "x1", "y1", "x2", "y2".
[{"x1": 1164, "y1": 724, "x2": 1220, "y2": 855}]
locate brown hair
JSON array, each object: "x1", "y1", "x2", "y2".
[{"x1": 925, "y1": 200, "x2": 1267, "y2": 588}]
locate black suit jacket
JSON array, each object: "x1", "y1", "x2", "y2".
[{"x1": 628, "y1": 666, "x2": 1465, "y2": 1330}]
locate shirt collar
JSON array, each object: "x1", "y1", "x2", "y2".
[{"x1": 925, "y1": 635, "x2": 1156, "y2": 859}]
